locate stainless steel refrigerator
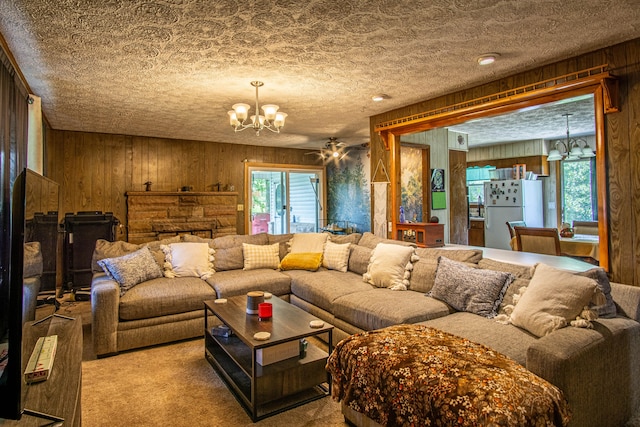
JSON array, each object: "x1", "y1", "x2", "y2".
[{"x1": 483, "y1": 179, "x2": 543, "y2": 250}]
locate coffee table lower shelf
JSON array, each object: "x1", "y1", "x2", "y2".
[{"x1": 204, "y1": 332, "x2": 330, "y2": 421}]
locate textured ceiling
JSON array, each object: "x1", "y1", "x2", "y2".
[{"x1": 1, "y1": 0, "x2": 639, "y2": 150}]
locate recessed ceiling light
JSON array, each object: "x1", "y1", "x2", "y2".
[
  {"x1": 477, "y1": 53, "x2": 500, "y2": 66},
  {"x1": 372, "y1": 94, "x2": 390, "y2": 102}
]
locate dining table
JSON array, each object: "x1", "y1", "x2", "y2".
[
  {"x1": 559, "y1": 233, "x2": 600, "y2": 261},
  {"x1": 508, "y1": 233, "x2": 600, "y2": 261}
]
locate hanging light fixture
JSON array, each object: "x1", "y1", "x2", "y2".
[
  {"x1": 547, "y1": 113, "x2": 595, "y2": 161},
  {"x1": 228, "y1": 81, "x2": 287, "y2": 136}
]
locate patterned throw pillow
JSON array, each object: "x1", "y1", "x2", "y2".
[
  {"x1": 279, "y1": 252, "x2": 323, "y2": 271},
  {"x1": 363, "y1": 243, "x2": 418, "y2": 291},
  {"x1": 98, "y1": 246, "x2": 164, "y2": 296},
  {"x1": 323, "y1": 241, "x2": 351, "y2": 272},
  {"x1": 162, "y1": 242, "x2": 214, "y2": 279},
  {"x1": 577, "y1": 267, "x2": 617, "y2": 318},
  {"x1": 429, "y1": 256, "x2": 514, "y2": 318},
  {"x1": 242, "y1": 243, "x2": 280, "y2": 270}
]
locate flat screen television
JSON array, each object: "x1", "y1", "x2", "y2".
[{"x1": 0, "y1": 168, "x2": 26, "y2": 419}]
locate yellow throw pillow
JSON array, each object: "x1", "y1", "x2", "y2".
[{"x1": 279, "y1": 252, "x2": 323, "y2": 271}]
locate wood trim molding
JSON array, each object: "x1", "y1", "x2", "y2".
[
  {"x1": 374, "y1": 65, "x2": 614, "y2": 271},
  {"x1": 375, "y1": 66, "x2": 618, "y2": 135}
]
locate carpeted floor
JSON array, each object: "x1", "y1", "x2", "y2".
[
  {"x1": 81, "y1": 338, "x2": 346, "y2": 426},
  {"x1": 49, "y1": 297, "x2": 346, "y2": 426}
]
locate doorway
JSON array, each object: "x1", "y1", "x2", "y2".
[{"x1": 246, "y1": 164, "x2": 325, "y2": 235}]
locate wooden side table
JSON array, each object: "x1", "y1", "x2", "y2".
[
  {"x1": 1, "y1": 315, "x2": 82, "y2": 427},
  {"x1": 396, "y1": 222, "x2": 445, "y2": 247}
]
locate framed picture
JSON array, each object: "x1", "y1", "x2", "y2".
[
  {"x1": 431, "y1": 169, "x2": 444, "y2": 192},
  {"x1": 431, "y1": 168, "x2": 446, "y2": 209}
]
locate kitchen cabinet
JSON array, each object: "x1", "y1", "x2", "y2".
[
  {"x1": 467, "y1": 155, "x2": 549, "y2": 177},
  {"x1": 468, "y1": 219, "x2": 485, "y2": 247}
]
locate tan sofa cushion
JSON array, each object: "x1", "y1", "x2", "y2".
[
  {"x1": 206, "y1": 268, "x2": 291, "y2": 298},
  {"x1": 420, "y1": 312, "x2": 538, "y2": 366},
  {"x1": 327, "y1": 233, "x2": 362, "y2": 245},
  {"x1": 357, "y1": 232, "x2": 415, "y2": 249},
  {"x1": 287, "y1": 270, "x2": 373, "y2": 313},
  {"x1": 119, "y1": 276, "x2": 216, "y2": 321},
  {"x1": 333, "y1": 289, "x2": 451, "y2": 331},
  {"x1": 348, "y1": 245, "x2": 372, "y2": 275}
]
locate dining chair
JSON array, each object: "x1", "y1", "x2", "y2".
[
  {"x1": 572, "y1": 220, "x2": 599, "y2": 235},
  {"x1": 506, "y1": 221, "x2": 527, "y2": 239},
  {"x1": 514, "y1": 226, "x2": 561, "y2": 256}
]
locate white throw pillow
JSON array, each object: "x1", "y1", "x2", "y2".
[
  {"x1": 322, "y1": 241, "x2": 351, "y2": 272},
  {"x1": 510, "y1": 263, "x2": 604, "y2": 337},
  {"x1": 363, "y1": 243, "x2": 418, "y2": 291},
  {"x1": 289, "y1": 233, "x2": 329, "y2": 254},
  {"x1": 242, "y1": 243, "x2": 280, "y2": 270},
  {"x1": 162, "y1": 242, "x2": 214, "y2": 279}
]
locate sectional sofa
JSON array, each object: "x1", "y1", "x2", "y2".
[{"x1": 90, "y1": 231, "x2": 640, "y2": 427}]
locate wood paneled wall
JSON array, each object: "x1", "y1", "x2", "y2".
[
  {"x1": 45, "y1": 131, "x2": 321, "y2": 237},
  {"x1": 371, "y1": 38, "x2": 640, "y2": 286}
]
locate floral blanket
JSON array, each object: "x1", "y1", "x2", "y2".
[{"x1": 326, "y1": 324, "x2": 571, "y2": 427}]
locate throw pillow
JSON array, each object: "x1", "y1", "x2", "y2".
[
  {"x1": 242, "y1": 242, "x2": 280, "y2": 270},
  {"x1": 146, "y1": 236, "x2": 182, "y2": 268},
  {"x1": 323, "y1": 241, "x2": 351, "y2": 272},
  {"x1": 279, "y1": 252, "x2": 323, "y2": 271},
  {"x1": 363, "y1": 243, "x2": 418, "y2": 291},
  {"x1": 429, "y1": 256, "x2": 514, "y2": 318},
  {"x1": 288, "y1": 233, "x2": 329, "y2": 254},
  {"x1": 577, "y1": 267, "x2": 617, "y2": 318},
  {"x1": 162, "y1": 242, "x2": 214, "y2": 279},
  {"x1": 98, "y1": 246, "x2": 164, "y2": 296},
  {"x1": 510, "y1": 263, "x2": 604, "y2": 337}
]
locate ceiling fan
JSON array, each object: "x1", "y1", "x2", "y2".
[{"x1": 305, "y1": 137, "x2": 348, "y2": 163}]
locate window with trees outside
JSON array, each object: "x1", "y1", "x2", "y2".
[{"x1": 561, "y1": 158, "x2": 597, "y2": 225}]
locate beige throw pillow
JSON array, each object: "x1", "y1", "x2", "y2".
[
  {"x1": 322, "y1": 241, "x2": 351, "y2": 272},
  {"x1": 162, "y1": 242, "x2": 214, "y2": 279},
  {"x1": 289, "y1": 233, "x2": 328, "y2": 254},
  {"x1": 510, "y1": 263, "x2": 603, "y2": 337},
  {"x1": 242, "y1": 243, "x2": 280, "y2": 270},
  {"x1": 363, "y1": 243, "x2": 418, "y2": 291}
]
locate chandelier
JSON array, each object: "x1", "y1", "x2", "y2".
[
  {"x1": 547, "y1": 113, "x2": 595, "y2": 161},
  {"x1": 227, "y1": 81, "x2": 287, "y2": 136}
]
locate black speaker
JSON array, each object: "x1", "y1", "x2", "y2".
[{"x1": 63, "y1": 212, "x2": 119, "y2": 290}]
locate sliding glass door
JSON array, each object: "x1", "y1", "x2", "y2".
[{"x1": 247, "y1": 165, "x2": 324, "y2": 235}]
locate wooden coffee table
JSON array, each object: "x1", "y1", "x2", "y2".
[{"x1": 204, "y1": 295, "x2": 333, "y2": 421}]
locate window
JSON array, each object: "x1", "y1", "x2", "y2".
[
  {"x1": 561, "y1": 158, "x2": 597, "y2": 225},
  {"x1": 466, "y1": 166, "x2": 495, "y2": 204},
  {"x1": 247, "y1": 165, "x2": 324, "y2": 235}
]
